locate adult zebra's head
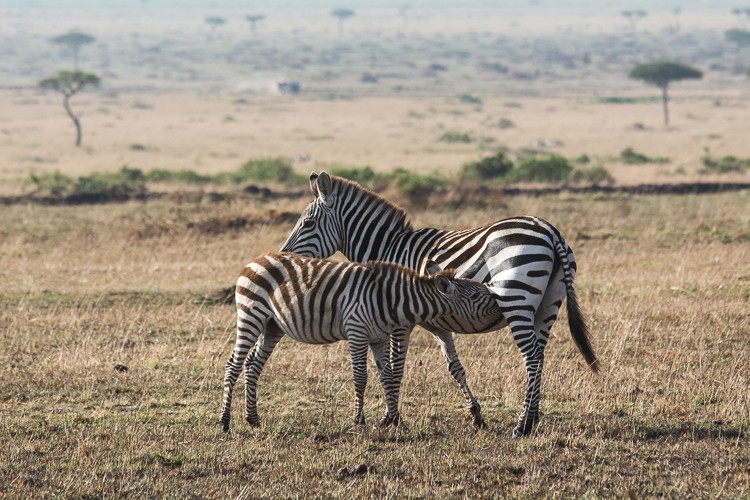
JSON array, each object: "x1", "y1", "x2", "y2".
[{"x1": 280, "y1": 172, "x2": 342, "y2": 258}]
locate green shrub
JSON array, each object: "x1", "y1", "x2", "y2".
[
  {"x1": 224, "y1": 158, "x2": 304, "y2": 185},
  {"x1": 460, "y1": 151, "x2": 514, "y2": 182},
  {"x1": 571, "y1": 165, "x2": 615, "y2": 185},
  {"x1": 26, "y1": 170, "x2": 74, "y2": 196},
  {"x1": 620, "y1": 147, "x2": 669, "y2": 164},
  {"x1": 328, "y1": 166, "x2": 377, "y2": 186},
  {"x1": 459, "y1": 94, "x2": 482, "y2": 105},
  {"x1": 74, "y1": 166, "x2": 147, "y2": 196},
  {"x1": 508, "y1": 154, "x2": 573, "y2": 183},
  {"x1": 145, "y1": 168, "x2": 211, "y2": 184},
  {"x1": 439, "y1": 131, "x2": 473, "y2": 144},
  {"x1": 497, "y1": 118, "x2": 514, "y2": 129},
  {"x1": 700, "y1": 154, "x2": 750, "y2": 174},
  {"x1": 383, "y1": 168, "x2": 446, "y2": 198}
]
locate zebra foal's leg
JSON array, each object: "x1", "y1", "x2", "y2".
[
  {"x1": 380, "y1": 327, "x2": 412, "y2": 428},
  {"x1": 426, "y1": 326, "x2": 485, "y2": 428},
  {"x1": 243, "y1": 329, "x2": 284, "y2": 427},
  {"x1": 220, "y1": 316, "x2": 262, "y2": 432},
  {"x1": 369, "y1": 342, "x2": 394, "y2": 424},
  {"x1": 348, "y1": 333, "x2": 370, "y2": 426}
]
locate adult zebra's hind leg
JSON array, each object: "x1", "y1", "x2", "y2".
[{"x1": 426, "y1": 326, "x2": 485, "y2": 428}]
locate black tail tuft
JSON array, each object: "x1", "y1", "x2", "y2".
[{"x1": 566, "y1": 286, "x2": 599, "y2": 373}]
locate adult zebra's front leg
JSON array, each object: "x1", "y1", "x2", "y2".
[{"x1": 424, "y1": 326, "x2": 485, "y2": 428}]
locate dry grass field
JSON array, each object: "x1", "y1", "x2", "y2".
[
  {"x1": 1, "y1": 2, "x2": 750, "y2": 497},
  {"x1": 1, "y1": 188, "x2": 748, "y2": 497}
]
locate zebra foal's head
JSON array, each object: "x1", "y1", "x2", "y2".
[
  {"x1": 280, "y1": 171, "x2": 342, "y2": 258},
  {"x1": 427, "y1": 261, "x2": 503, "y2": 323}
]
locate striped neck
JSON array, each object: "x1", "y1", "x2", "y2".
[{"x1": 331, "y1": 178, "x2": 414, "y2": 263}]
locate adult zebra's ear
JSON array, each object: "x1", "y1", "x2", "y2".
[
  {"x1": 315, "y1": 172, "x2": 335, "y2": 206},
  {"x1": 309, "y1": 171, "x2": 320, "y2": 195},
  {"x1": 425, "y1": 260, "x2": 442, "y2": 276},
  {"x1": 435, "y1": 274, "x2": 457, "y2": 297}
]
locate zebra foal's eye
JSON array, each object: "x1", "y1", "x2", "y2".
[{"x1": 302, "y1": 219, "x2": 315, "y2": 229}]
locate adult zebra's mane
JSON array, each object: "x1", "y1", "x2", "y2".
[{"x1": 330, "y1": 176, "x2": 414, "y2": 233}]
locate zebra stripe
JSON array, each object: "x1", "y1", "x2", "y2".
[
  {"x1": 280, "y1": 172, "x2": 598, "y2": 437},
  {"x1": 220, "y1": 252, "x2": 501, "y2": 431}
]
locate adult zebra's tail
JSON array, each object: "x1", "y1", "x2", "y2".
[{"x1": 554, "y1": 237, "x2": 599, "y2": 373}]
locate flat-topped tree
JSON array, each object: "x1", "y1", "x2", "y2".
[
  {"x1": 331, "y1": 8, "x2": 355, "y2": 35},
  {"x1": 629, "y1": 61, "x2": 702, "y2": 127},
  {"x1": 39, "y1": 71, "x2": 101, "y2": 147},
  {"x1": 50, "y1": 31, "x2": 95, "y2": 69},
  {"x1": 205, "y1": 16, "x2": 227, "y2": 36},
  {"x1": 621, "y1": 10, "x2": 647, "y2": 34},
  {"x1": 245, "y1": 15, "x2": 265, "y2": 35}
]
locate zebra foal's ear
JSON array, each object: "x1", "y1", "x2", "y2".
[
  {"x1": 435, "y1": 274, "x2": 457, "y2": 296},
  {"x1": 309, "y1": 171, "x2": 320, "y2": 195},
  {"x1": 425, "y1": 260, "x2": 442, "y2": 276}
]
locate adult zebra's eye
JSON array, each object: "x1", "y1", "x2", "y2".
[{"x1": 302, "y1": 219, "x2": 315, "y2": 229}]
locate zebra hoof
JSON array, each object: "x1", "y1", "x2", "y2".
[
  {"x1": 245, "y1": 416, "x2": 260, "y2": 427},
  {"x1": 512, "y1": 413, "x2": 539, "y2": 438},
  {"x1": 354, "y1": 414, "x2": 366, "y2": 426},
  {"x1": 221, "y1": 420, "x2": 230, "y2": 433},
  {"x1": 473, "y1": 416, "x2": 488, "y2": 429},
  {"x1": 378, "y1": 414, "x2": 399, "y2": 428},
  {"x1": 469, "y1": 405, "x2": 486, "y2": 429}
]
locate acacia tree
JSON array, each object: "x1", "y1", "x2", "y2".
[
  {"x1": 621, "y1": 10, "x2": 647, "y2": 34},
  {"x1": 50, "y1": 31, "x2": 96, "y2": 69},
  {"x1": 245, "y1": 14, "x2": 265, "y2": 35},
  {"x1": 629, "y1": 62, "x2": 702, "y2": 127},
  {"x1": 205, "y1": 16, "x2": 227, "y2": 37},
  {"x1": 39, "y1": 71, "x2": 101, "y2": 147},
  {"x1": 331, "y1": 8, "x2": 355, "y2": 35}
]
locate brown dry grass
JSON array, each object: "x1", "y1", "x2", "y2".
[{"x1": 1, "y1": 189, "x2": 748, "y2": 497}]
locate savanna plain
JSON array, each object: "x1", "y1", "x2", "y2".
[{"x1": 1, "y1": 2, "x2": 750, "y2": 498}]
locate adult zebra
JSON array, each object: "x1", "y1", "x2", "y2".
[
  {"x1": 280, "y1": 172, "x2": 599, "y2": 437},
  {"x1": 220, "y1": 252, "x2": 501, "y2": 431}
]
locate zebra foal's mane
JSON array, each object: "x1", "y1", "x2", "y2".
[{"x1": 365, "y1": 260, "x2": 458, "y2": 281}]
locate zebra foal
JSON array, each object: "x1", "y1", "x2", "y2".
[
  {"x1": 220, "y1": 251, "x2": 501, "y2": 432},
  {"x1": 280, "y1": 172, "x2": 599, "y2": 437}
]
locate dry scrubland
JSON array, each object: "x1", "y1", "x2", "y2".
[
  {"x1": 2, "y1": 90, "x2": 750, "y2": 194},
  {"x1": 2, "y1": 3, "x2": 750, "y2": 497},
  {"x1": 1, "y1": 189, "x2": 748, "y2": 497}
]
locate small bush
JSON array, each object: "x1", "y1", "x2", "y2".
[
  {"x1": 498, "y1": 118, "x2": 514, "y2": 129},
  {"x1": 328, "y1": 166, "x2": 377, "y2": 186},
  {"x1": 574, "y1": 154, "x2": 591, "y2": 164},
  {"x1": 145, "y1": 169, "x2": 212, "y2": 184},
  {"x1": 382, "y1": 168, "x2": 446, "y2": 198},
  {"x1": 460, "y1": 151, "x2": 514, "y2": 182},
  {"x1": 224, "y1": 158, "x2": 304, "y2": 185},
  {"x1": 571, "y1": 165, "x2": 615, "y2": 185},
  {"x1": 620, "y1": 147, "x2": 669, "y2": 164},
  {"x1": 26, "y1": 170, "x2": 73, "y2": 196},
  {"x1": 74, "y1": 166, "x2": 147, "y2": 196},
  {"x1": 458, "y1": 94, "x2": 482, "y2": 105},
  {"x1": 508, "y1": 154, "x2": 573, "y2": 183},
  {"x1": 700, "y1": 154, "x2": 750, "y2": 174},
  {"x1": 439, "y1": 131, "x2": 473, "y2": 144}
]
